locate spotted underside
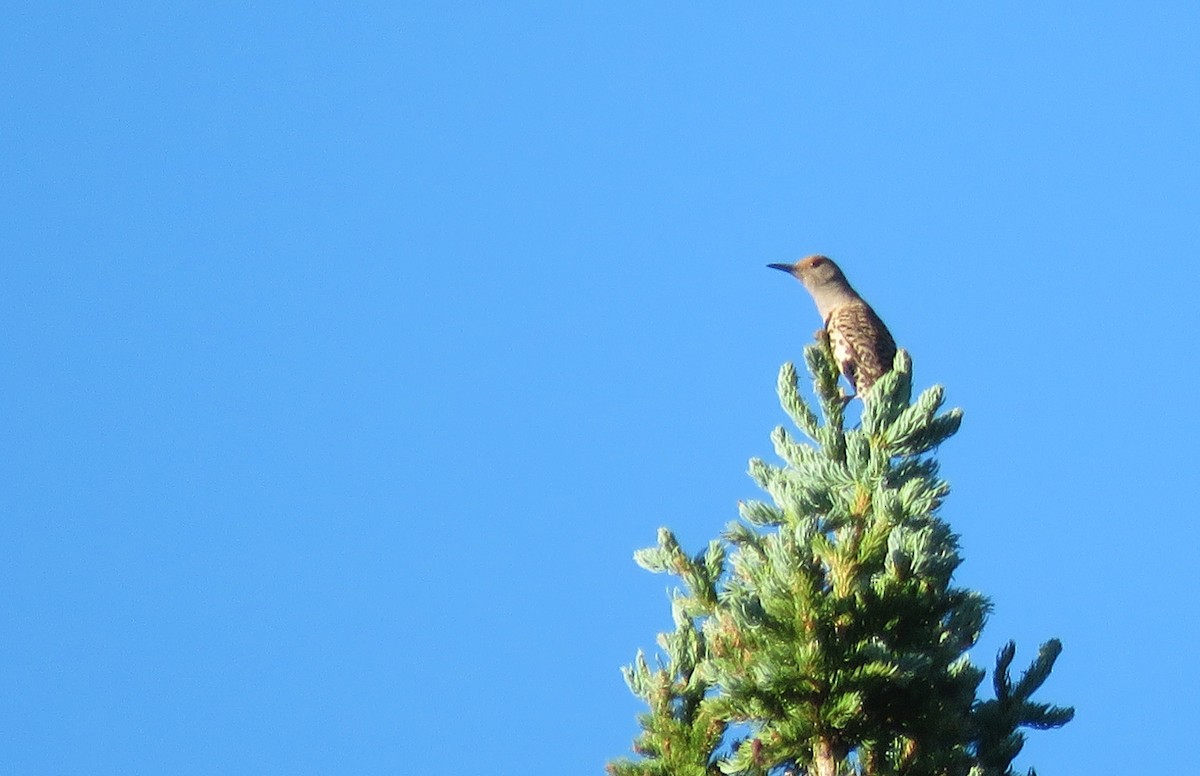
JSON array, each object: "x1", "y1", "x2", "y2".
[{"x1": 824, "y1": 301, "x2": 897, "y2": 396}]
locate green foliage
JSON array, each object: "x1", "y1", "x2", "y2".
[
  {"x1": 970, "y1": 640, "x2": 1075, "y2": 776},
  {"x1": 609, "y1": 338, "x2": 1072, "y2": 776},
  {"x1": 608, "y1": 531, "x2": 726, "y2": 776}
]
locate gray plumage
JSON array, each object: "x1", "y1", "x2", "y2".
[{"x1": 768, "y1": 255, "x2": 897, "y2": 397}]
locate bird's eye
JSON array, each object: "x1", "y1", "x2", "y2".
[{"x1": 810, "y1": 258, "x2": 823, "y2": 266}]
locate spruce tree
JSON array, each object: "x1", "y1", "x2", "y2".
[{"x1": 609, "y1": 336, "x2": 1072, "y2": 776}]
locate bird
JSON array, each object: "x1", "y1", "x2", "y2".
[{"x1": 768, "y1": 255, "x2": 897, "y2": 399}]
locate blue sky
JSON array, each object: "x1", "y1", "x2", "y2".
[{"x1": 3, "y1": 3, "x2": 1198, "y2": 773}]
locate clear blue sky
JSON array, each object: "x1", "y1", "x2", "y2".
[{"x1": 3, "y1": 3, "x2": 1198, "y2": 773}]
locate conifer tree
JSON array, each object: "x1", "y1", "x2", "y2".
[{"x1": 609, "y1": 336, "x2": 1072, "y2": 776}]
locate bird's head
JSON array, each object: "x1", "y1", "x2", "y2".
[
  {"x1": 767, "y1": 255, "x2": 859, "y2": 318},
  {"x1": 767, "y1": 255, "x2": 848, "y2": 291}
]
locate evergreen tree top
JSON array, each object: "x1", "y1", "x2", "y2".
[{"x1": 609, "y1": 337, "x2": 1072, "y2": 776}]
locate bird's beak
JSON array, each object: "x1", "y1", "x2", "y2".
[{"x1": 766, "y1": 263, "x2": 795, "y2": 274}]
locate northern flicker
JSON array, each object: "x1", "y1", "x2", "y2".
[{"x1": 768, "y1": 255, "x2": 897, "y2": 398}]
